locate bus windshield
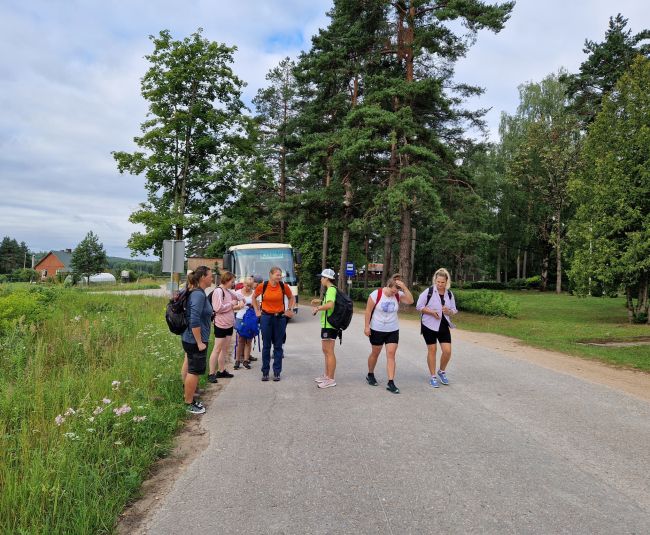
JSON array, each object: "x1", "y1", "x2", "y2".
[{"x1": 232, "y1": 248, "x2": 297, "y2": 285}]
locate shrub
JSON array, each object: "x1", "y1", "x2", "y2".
[
  {"x1": 0, "y1": 285, "x2": 57, "y2": 334},
  {"x1": 525, "y1": 275, "x2": 541, "y2": 289},
  {"x1": 454, "y1": 289, "x2": 519, "y2": 318},
  {"x1": 506, "y1": 278, "x2": 527, "y2": 290},
  {"x1": 9, "y1": 268, "x2": 38, "y2": 282},
  {"x1": 350, "y1": 288, "x2": 375, "y2": 302},
  {"x1": 462, "y1": 280, "x2": 506, "y2": 290}
]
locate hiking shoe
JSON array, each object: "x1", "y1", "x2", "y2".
[
  {"x1": 318, "y1": 378, "x2": 337, "y2": 389},
  {"x1": 249, "y1": 356, "x2": 258, "y2": 362},
  {"x1": 216, "y1": 370, "x2": 234, "y2": 378},
  {"x1": 429, "y1": 375, "x2": 440, "y2": 388},
  {"x1": 243, "y1": 361, "x2": 251, "y2": 369},
  {"x1": 234, "y1": 362, "x2": 240, "y2": 370},
  {"x1": 273, "y1": 374, "x2": 281, "y2": 382},
  {"x1": 314, "y1": 375, "x2": 327, "y2": 383},
  {"x1": 386, "y1": 381, "x2": 400, "y2": 394},
  {"x1": 186, "y1": 401, "x2": 206, "y2": 415},
  {"x1": 261, "y1": 374, "x2": 269, "y2": 382},
  {"x1": 207, "y1": 374, "x2": 219, "y2": 384},
  {"x1": 366, "y1": 373, "x2": 378, "y2": 386},
  {"x1": 437, "y1": 370, "x2": 449, "y2": 385}
]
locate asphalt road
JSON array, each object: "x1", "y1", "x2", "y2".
[{"x1": 144, "y1": 307, "x2": 650, "y2": 534}]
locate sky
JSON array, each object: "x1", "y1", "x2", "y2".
[{"x1": 0, "y1": 0, "x2": 648, "y2": 259}]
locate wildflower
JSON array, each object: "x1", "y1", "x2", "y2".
[
  {"x1": 113, "y1": 404, "x2": 132, "y2": 417},
  {"x1": 55, "y1": 415, "x2": 65, "y2": 426},
  {"x1": 114, "y1": 440, "x2": 123, "y2": 446},
  {"x1": 93, "y1": 406, "x2": 104, "y2": 416},
  {"x1": 64, "y1": 407, "x2": 76, "y2": 416},
  {"x1": 132, "y1": 415, "x2": 147, "y2": 423},
  {"x1": 88, "y1": 416, "x2": 95, "y2": 423},
  {"x1": 73, "y1": 315, "x2": 81, "y2": 321},
  {"x1": 111, "y1": 381, "x2": 121, "y2": 390},
  {"x1": 102, "y1": 398, "x2": 111, "y2": 404},
  {"x1": 86, "y1": 428, "x2": 95, "y2": 433},
  {"x1": 64, "y1": 432, "x2": 79, "y2": 440}
]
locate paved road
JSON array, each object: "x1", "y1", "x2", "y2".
[{"x1": 145, "y1": 307, "x2": 650, "y2": 534}]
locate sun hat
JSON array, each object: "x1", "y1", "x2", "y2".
[{"x1": 318, "y1": 268, "x2": 336, "y2": 280}]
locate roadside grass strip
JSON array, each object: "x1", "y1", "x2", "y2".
[{"x1": 0, "y1": 286, "x2": 188, "y2": 534}]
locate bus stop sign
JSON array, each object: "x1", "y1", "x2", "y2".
[{"x1": 345, "y1": 262, "x2": 355, "y2": 276}]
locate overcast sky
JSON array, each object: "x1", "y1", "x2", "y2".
[{"x1": 0, "y1": 1, "x2": 647, "y2": 258}]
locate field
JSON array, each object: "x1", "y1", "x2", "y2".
[{"x1": 0, "y1": 285, "x2": 190, "y2": 534}]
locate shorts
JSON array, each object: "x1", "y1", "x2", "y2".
[
  {"x1": 321, "y1": 328, "x2": 339, "y2": 341},
  {"x1": 421, "y1": 323, "x2": 451, "y2": 345},
  {"x1": 182, "y1": 341, "x2": 207, "y2": 375},
  {"x1": 214, "y1": 325, "x2": 234, "y2": 338},
  {"x1": 369, "y1": 329, "x2": 399, "y2": 346}
]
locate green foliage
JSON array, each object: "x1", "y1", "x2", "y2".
[
  {"x1": 0, "y1": 289, "x2": 190, "y2": 534},
  {"x1": 462, "y1": 280, "x2": 506, "y2": 290},
  {"x1": 568, "y1": 56, "x2": 650, "y2": 322},
  {"x1": 0, "y1": 285, "x2": 57, "y2": 334},
  {"x1": 454, "y1": 289, "x2": 520, "y2": 318},
  {"x1": 9, "y1": 268, "x2": 38, "y2": 282},
  {"x1": 0, "y1": 237, "x2": 30, "y2": 275},
  {"x1": 71, "y1": 231, "x2": 108, "y2": 281}
]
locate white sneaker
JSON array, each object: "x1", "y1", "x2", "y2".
[
  {"x1": 314, "y1": 375, "x2": 328, "y2": 383},
  {"x1": 318, "y1": 378, "x2": 337, "y2": 389}
]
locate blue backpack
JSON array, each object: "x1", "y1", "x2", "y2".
[{"x1": 236, "y1": 306, "x2": 259, "y2": 339}]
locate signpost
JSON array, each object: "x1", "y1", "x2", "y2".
[
  {"x1": 162, "y1": 239, "x2": 185, "y2": 296},
  {"x1": 345, "y1": 262, "x2": 355, "y2": 296}
]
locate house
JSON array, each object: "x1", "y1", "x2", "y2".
[
  {"x1": 34, "y1": 250, "x2": 73, "y2": 280},
  {"x1": 187, "y1": 257, "x2": 222, "y2": 274}
]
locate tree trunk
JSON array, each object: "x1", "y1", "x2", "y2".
[
  {"x1": 364, "y1": 235, "x2": 369, "y2": 290},
  {"x1": 409, "y1": 227, "x2": 416, "y2": 286},
  {"x1": 541, "y1": 253, "x2": 549, "y2": 292},
  {"x1": 382, "y1": 235, "x2": 392, "y2": 287},
  {"x1": 504, "y1": 243, "x2": 509, "y2": 284},
  {"x1": 555, "y1": 209, "x2": 562, "y2": 294},
  {"x1": 279, "y1": 143, "x2": 286, "y2": 242},
  {"x1": 523, "y1": 249, "x2": 528, "y2": 279},
  {"x1": 496, "y1": 244, "x2": 501, "y2": 283},
  {"x1": 398, "y1": 206, "x2": 412, "y2": 286},
  {"x1": 338, "y1": 175, "x2": 353, "y2": 292},
  {"x1": 516, "y1": 248, "x2": 521, "y2": 279},
  {"x1": 321, "y1": 226, "x2": 329, "y2": 272},
  {"x1": 320, "y1": 150, "x2": 333, "y2": 272},
  {"x1": 625, "y1": 286, "x2": 635, "y2": 324}
]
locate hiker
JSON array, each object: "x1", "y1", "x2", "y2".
[
  {"x1": 208, "y1": 271, "x2": 244, "y2": 383},
  {"x1": 180, "y1": 271, "x2": 196, "y2": 385},
  {"x1": 363, "y1": 274, "x2": 414, "y2": 394},
  {"x1": 416, "y1": 268, "x2": 458, "y2": 387},
  {"x1": 234, "y1": 276, "x2": 257, "y2": 369},
  {"x1": 252, "y1": 266, "x2": 295, "y2": 382},
  {"x1": 181, "y1": 266, "x2": 214, "y2": 414},
  {"x1": 311, "y1": 268, "x2": 338, "y2": 389}
]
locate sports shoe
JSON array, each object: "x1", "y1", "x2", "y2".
[
  {"x1": 437, "y1": 370, "x2": 449, "y2": 385},
  {"x1": 249, "y1": 356, "x2": 258, "y2": 361},
  {"x1": 261, "y1": 374, "x2": 269, "y2": 382},
  {"x1": 429, "y1": 375, "x2": 440, "y2": 388},
  {"x1": 386, "y1": 381, "x2": 400, "y2": 394},
  {"x1": 186, "y1": 401, "x2": 206, "y2": 415},
  {"x1": 216, "y1": 370, "x2": 234, "y2": 378},
  {"x1": 234, "y1": 362, "x2": 240, "y2": 370},
  {"x1": 273, "y1": 374, "x2": 281, "y2": 382},
  {"x1": 243, "y1": 361, "x2": 251, "y2": 369},
  {"x1": 207, "y1": 374, "x2": 219, "y2": 384},
  {"x1": 366, "y1": 373, "x2": 378, "y2": 386},
  {"x1": 318, "y1": 378, "x2": 337, "y2": 389},
  {"x1": 314, "y1": 375, "x2": 327, "y2": 383}
]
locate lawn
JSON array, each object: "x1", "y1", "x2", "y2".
[{"x1": 0, "y1": 285, "x2": 193, "y2": 534}]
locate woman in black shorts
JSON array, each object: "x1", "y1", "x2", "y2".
[
  {"x1": 416, "y1": 268, "x2": 458, "y2": 388},
  {"x1": 363, "y1": 274, "x2": 414, "y2": 394}
]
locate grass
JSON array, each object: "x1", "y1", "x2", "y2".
[
  {"x1": 73, "y1": 282, "x2": 162, "y2": 292},
  {"x1": 0, "y1": 286, "x2": 195, "y2": 534}
]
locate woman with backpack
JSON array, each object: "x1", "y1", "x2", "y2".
[
  {"x1": 181, "y1": 266, "x2": 214, "y2": 415},
  {"x1": 364, "y1": 274, "x2": 414, "y2": 394},
  {"x1": 234, "y1": 277, "x2": 257, "y2": 370},
  {"x1": 415, "y1": 268, "x2": 458, "y2": 388},
  {"x1": 208, "y1": 271, "x2": 244, "y2": 383},
  {"x1": 311, "y1": 268, "x2": 338, "y2": 389}
]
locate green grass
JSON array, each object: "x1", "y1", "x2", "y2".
[
  {"x1": 397, "y1": 291, "x2": 650, "y2": 371},
  {"x1": 0, "y1": 286, "x2": 195, "y2": 534},
  {"x1": 74, "y1": 282, "x2": 162, "y2": 292}
]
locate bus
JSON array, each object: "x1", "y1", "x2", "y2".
[{"x1": 222, "y1": 243, "x2": 300, "y2": 313}]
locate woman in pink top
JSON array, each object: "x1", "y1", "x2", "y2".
[{"x1": 208, "y1": 271, "x2": 244, "y2": 383}]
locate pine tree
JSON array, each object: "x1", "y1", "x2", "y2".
[{"x1": 71, "y1": 231, "x2": 108, "y2": 284}]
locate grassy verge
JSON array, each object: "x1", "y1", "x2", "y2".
[
  {"x1": 0, "y1": 287, "x2": 193, "y2": 534},
  {"x1": 74, "y1": 282, "x2": 162, "y2": 292}
]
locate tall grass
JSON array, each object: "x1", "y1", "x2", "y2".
[{"x1": 0, "y1": 286, "x2": 188, "y2": 534}]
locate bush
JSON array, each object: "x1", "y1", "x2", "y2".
[
  {"x1": 350, "y1": 288, "x2": 375, "y2": 302},
  {"x1": 9, "y1": 268, "x2": 38, "y2": 282},
  {"x1": 525, "y1": 275, "x2": 541, "y2": 289},
  {"x1": 506, "y1": 278, "x2": 527, "y2": 290},
  {"x1": 462, "y1": 280, "x2": 506, "y2": 290},
  {"x1": 0, "y1": 285, "x2": 57, "y2": 334},
  {"x1": 454, "y1": 289, "x2": 519, "y2": 318}
]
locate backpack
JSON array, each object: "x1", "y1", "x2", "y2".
[
  {"x1": 165, "y1": 288, "x2": 194, "y2": 335},
  {"x1": 206, "y1": 286, "x2": 225, "y2": 306},
  {"x1": 236, "y1": 306, "x2": 260, "y2": 339},
  {"x1": 370, "y1": 288, "x2": 400, "y2": 320},
  {"x1": 325, "y1": 288, "x2": 353, "y2": 331}
]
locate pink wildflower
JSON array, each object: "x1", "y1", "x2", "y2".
[
  {"x1": 93, "y1": 406, "x2": 104, "y2": 416},
  {"x1": 55, "y1": 415, "x2": 65, "y2": 426},
  {"x1": 113, "y1": 404, "x2": 132, "y2": 417},
  {"x1": 132, "y1": 415, "x2": 147, "y2": 423},
  {"x1": 102, "y1": 398, "x2": 111, "y2": 404}
]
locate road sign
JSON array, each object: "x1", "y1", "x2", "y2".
[
  {"x1": 345, "y1": 262, "x2": 355, "y2": 276},
  {"x1": 162, "y1": 240, "x2": 185, "y2": 273}
]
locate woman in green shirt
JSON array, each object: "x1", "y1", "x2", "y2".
[{"x1": 311, "y1": 268, "x2": 338, "y2": 389}]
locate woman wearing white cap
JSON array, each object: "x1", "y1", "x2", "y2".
[{"x1": 311, "y1": 268, "x2": 338, "y2": 389}]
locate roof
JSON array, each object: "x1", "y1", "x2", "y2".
[
  {"x1": 228, "y1": 243, "x2": 292, "y2": 251},
  {"x1": 34, "y1": 250, "x2": 73, "y2": 271}
]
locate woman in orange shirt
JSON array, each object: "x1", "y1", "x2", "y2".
[{"x1": 252, "y1": 266, "x2": 295, "y2": 381}]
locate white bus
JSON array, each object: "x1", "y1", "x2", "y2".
[{"x1": 222, "y1": 243, "x2": 300, "y2": 313}]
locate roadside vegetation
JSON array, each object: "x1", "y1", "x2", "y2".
[{"x1": 0, "y1": 284, "x2": 189, "y2": 534}]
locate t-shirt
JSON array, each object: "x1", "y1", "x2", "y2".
[
  {"x1": 320, "y1": 286, "x2": 337, "y2": 329},
  {"x1": 369, "y1": 289, "x2": 404, "y2": 332},
  {"x1": 181, "y1": 289, "x2": 213, "y2": 344},
  {"x1": 254, "y1": 281, "x2": 293, "y2": 314},
  {"x1": 235, "y1": 289, "x2": 254, "y2": 319}
]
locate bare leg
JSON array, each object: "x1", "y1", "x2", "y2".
[
  {"x1": 181, "y1": 354, "x2": 188, "y2": 382},
  {"x1": 209, "y1": 337, "x2": 227, "y2": 375},
  {"x1": 426, "y1": 344, "x2": 437, "y2": 375},
  {"x1": 322, "y1": 339, "x2": 336, "y2": 379},
  {"x1": 367, "y1": 345, "x2": 382, "y2": 374},
  {"x1": 218, "y1": 335, "x2": 233, "y2": 371},
  {"x1": 243, "y1": 339, "x2": 252, "y2": 362},
  {"x1": 385, "y1": 343, "x2": 398, "y2": 381},
  {"x1": 184, "y1": 373, "x2": 199, "y2": 404},
  {"x1": 439, "y1": 343, "x2": 452, "y2": 371}
]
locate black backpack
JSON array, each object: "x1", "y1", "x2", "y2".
[
  {"x1": 165, "y1": 288, "x2": 194, "y2": 335},
  {"x1": 422, "y1": 286, "x2": 453, "y2": 320},
  {"x1": 326, "y1": 288, "x2": 353, "y2": 333}
]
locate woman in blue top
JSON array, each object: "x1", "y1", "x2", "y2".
[{"x1": 181, "y1": 265, "x2": 214, "y2": 414}]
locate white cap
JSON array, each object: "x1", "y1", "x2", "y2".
[{"x1": 318, "y1": 268, "x2": 336, "y2": 280}]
